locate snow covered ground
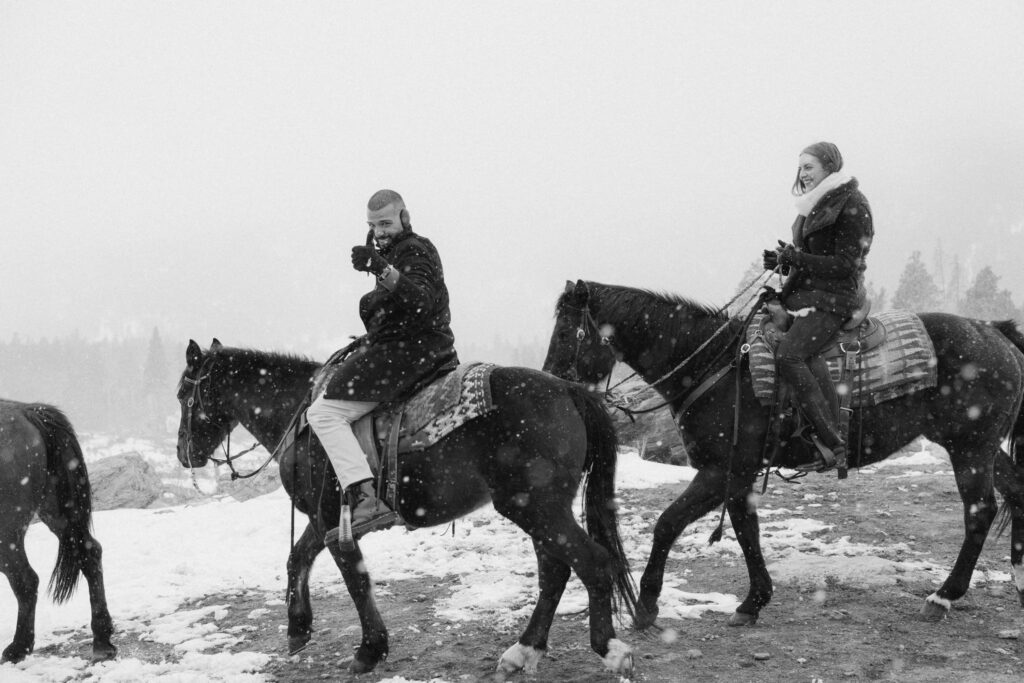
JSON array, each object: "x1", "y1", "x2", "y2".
[{"x1": 0, "y1": 437, "x2": 1001, "y2": 682}]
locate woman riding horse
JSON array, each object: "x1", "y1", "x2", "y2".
[{"x1": 763, "y1": 141, "x2": 873, "y2": 472}]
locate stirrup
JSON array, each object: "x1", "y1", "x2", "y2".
[{"x1": 794, "y1": 435, "x2": 838, "y2": 473}]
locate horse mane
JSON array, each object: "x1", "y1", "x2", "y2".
[
  {"x1": 213, "y1": 346, "x2": 322, "y2": 376},
  {"x1": 558, "y1": 281, "x2": 728, "y2": 340}
]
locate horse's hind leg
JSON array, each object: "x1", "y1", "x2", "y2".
[
  {"x1": 77, "y1": 533, "x2": 116, "y2": 660},
  {"x1": 0, "y1": 529, "x2": 38, "y2": 663},
  {"x1": 497, "y1": 503, "x2": 632, "y2": 677},
  {"x1": 994, "y1": 449, "x2": 1024, "y2": 606},
  {"x1": 923, "y1": 443, "x2": 999, "y2": 619},
  {"x1": 285, "y1": 522, "x2": 324, "y2": 654},
  {"x1": 497, "y1": 540, "x2": 571, "y2": 675}
]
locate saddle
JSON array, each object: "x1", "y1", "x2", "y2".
[
  {"x1": 746, "y1": 307, "x2": 938, "y2": 472},
  {"x1": 282, "y1": 362, "x2": 497, "y2": 515}
]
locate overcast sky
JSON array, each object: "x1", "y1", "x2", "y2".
[{"x1": 2, "y1": 1, "x2": 1023, "y2": 359}]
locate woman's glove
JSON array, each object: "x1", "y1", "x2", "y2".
[{"x1": 775, "y1": 241, "x2": 800, "y2": 267}]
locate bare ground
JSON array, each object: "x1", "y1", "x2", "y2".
[{"x1": 35, "y1": 457, "x2": 1024, "y2": 682}]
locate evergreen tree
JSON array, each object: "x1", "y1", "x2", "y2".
[
  {"x1": 865, "y1": 280, "x2": 888, "y2": 313},
  {"x1": 731, "y1": 259, "x2": 772, "y2": 316},
  {"x1": 142, "y1": 327, "x2": 168, "y2": 395},
  {"x1": 891, "y1": 251, "x2": 942, "y2": 312},
  {"x1": 958, "y1": 266, "x2": 1021, "y2": 321}
]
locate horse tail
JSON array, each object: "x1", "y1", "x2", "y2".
[
  {"x1": 570, "y1": 385, "x2": 639, "y2": 621},
  {"x1": 22, "y1": 404, "x2": 92, "y2": 604},
  {"x1": 994, "y1": 319, "x2": 1024, "y2": 450}
]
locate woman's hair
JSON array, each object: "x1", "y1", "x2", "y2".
[{"x1": 791, "y1": 141, "x2": 844, "y2": 195}]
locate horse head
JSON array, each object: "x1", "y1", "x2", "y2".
[
  {"x1": 176, "y1": 338, "x2": 238, "y2": 467},
  {"x1": 543, "y1": 280, "x2": 617, "y2": 385}
]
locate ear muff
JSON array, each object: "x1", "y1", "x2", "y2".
[{"x1": 400, "y1": 208, "x2": 411, "y2": 230}]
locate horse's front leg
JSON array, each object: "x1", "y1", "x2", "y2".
[
  {"x1": 285, "y1": 522, "x2": 324, "y2": 654},
  {"x1": 328, "y1": 540, "x2": 389, "y2": 673},
  {"x1": 725, "y1": 489, "x2": 773, "y2": 625},
  {"x1": 637, "y1": 468, "x2": 729, "y2": 630}
]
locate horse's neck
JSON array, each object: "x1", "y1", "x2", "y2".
[
  {"x1": 226, "y1": 366, "x2": 313, "y2": 450},
  {"x1": 607, "y1": 302, "x2": 723, "y2": 395}
]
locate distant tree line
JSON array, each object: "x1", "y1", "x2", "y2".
[
  {"x1": 733, "y1": 246, "x2": 1022, "y2": 323},
  {"x1": 0, "y1": 327, "x2": 179, "y2": 435}
]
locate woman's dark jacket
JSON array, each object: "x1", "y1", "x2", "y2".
[
  {"x1": 324, "y1": 230, "x2": 459, "y2": 402},
  {"x1": 780, "y1": 177, "x2": 873, "y2": 317}
]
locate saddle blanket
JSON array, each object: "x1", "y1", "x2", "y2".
[
  {"x1": 745, "y1": 309, "x2": 938, "y2": 408},
  {"x1": 352, "y1": 362, "x2": 498, "y2": 453}
]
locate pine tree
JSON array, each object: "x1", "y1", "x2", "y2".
[
  {"x1": 865, "y1": 280, "x2": 888, "y2": 312},
  {"x1": 958, "y1": 266, "x2": 1021, "y2": 321},
  {"x1": 891, "y1": 251, "x2": 942, "y2": 312}
]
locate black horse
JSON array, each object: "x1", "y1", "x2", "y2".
[
  {"x1": 0, "y1": 400, "x2": 116, "y2": 664},
  {"x1": 543, "y1": 280, "x2": 1024, "y2": 630},
  {"x1": 175, "y1": 339, "x2": 638, "y2": 677}
]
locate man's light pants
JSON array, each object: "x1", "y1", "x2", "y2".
[{"x1": 306, "y1": 395, "x2": 378, "y2": 489}]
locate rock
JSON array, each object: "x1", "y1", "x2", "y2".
[
  {"x1": 608, "y1": 375, "x2": 688, "y2": 465},
  {"x1": 997, "y1": 629, "x2": 1020, "y2": 639},
  {"x1": 752, "y1": 652, "x2": 771, "y2": 661},
  {"x1": 684, "y1": 649, "x2": 702, "y2": 659},
  {"x1": 88, "y1": 452, "x2": 164, "y2": 510}
]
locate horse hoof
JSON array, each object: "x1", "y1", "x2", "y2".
[
  {"x1": 728, "y1": 611, "x2": 758, "y2": 627},
  {"x1": 349, "y1": 657, "x2": 377, "y2": 674},
  {"x1": 497, "y1": 643, "x2": 543, "y2": 674},
  {"x1": 920, "y1": 594, "x2": 951, "y2": 621},
  {"x1": 287, "y1": 634, "x2": 311, "y2": 655},
  {"x1": 1, "y1": 646, "x2": 27, "y2": 664},
  {"x1": 602, "y1": 638, "x2": 633, "y2": 677},
  {"x1": 634, "y1": 596, "x2": 660, "y2": 630},
  {"x1": 91, "y1": 642, "x2": 117, "y2": 662}
]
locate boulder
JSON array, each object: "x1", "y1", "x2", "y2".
[
  {"x1": 88, "y1": 452, "x2": 165, "y2": 510},
  {"x1": 608, "y1": 376, "x2": 688, "y2": 465}
]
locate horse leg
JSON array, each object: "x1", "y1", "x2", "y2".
[
  {"x1": 0, "y1": 531, "x2": 38, "y2": 663},
  {"x1": 77, "y1": 532, "x2": 116, "y2": 661},
  {"x1": 326, "y1": 541, "x2": 388, "y2": 673},
  {"x1": 496, "y1": 539, "x2": 571, "y2": 675},
  {"x1": 285, "y1": 522, "x2": 324, "y2": 654},
  {"x1": 496, "y1": 504, "x2": 632, "y2": 677},
  {"x1": 994, "y1": 449, "x2": 1024, "y2": 607},
  {"x1": 637, "y1": 468, "x2": 729, "y2": 630},
  {"x1": 725, "y1": 489, "x2": 773, "y2": 626},
  {"x1": 922, "y1": 446, "x2": 998, "y2": 620}
]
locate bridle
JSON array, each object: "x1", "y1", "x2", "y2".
[
  {"x1": 564, "y1": 303, "x2": 613, "y2": 384},
  {"x1": 180, "y1": 355, "x2": 271, "y2": 492}
]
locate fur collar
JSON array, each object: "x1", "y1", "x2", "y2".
[{"x1": 794, "y1": 172, "x2": 853, "y2": 217}]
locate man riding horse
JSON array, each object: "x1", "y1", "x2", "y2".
[
  {"x1": 763, "y1": 142, "x2": 874, "y2": 472},
  {"x1": 307, "y1": 189, "x2": 459, "y2": 545}
]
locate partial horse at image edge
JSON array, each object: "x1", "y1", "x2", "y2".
[{"x1": 0, "y1": 400, "x2": 116, "y2": 664}]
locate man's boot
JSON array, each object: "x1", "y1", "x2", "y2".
[{"x1": 347, "y1": 479, "x2": 399, "y2": 537}]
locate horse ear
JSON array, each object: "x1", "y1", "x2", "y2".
[
  {"x1": 187, "y1": 339, "x2": 203, "y2": 367},
  {"x1": 211, "y1": 338, "x2": 223, "y2": 351},
  {"x1": 574, "y1": 280, "x2": 590, "y2": 303},
  {"x1": 563, "y1": 280, "x2": 575, "y2": 294}
]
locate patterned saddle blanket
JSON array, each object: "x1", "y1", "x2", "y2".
[
  {"x1": 337, "y1": 362, "x2": 499, "y2": 455},
  {"x1": 746, "y1": 309, "x2": 938, "y2": 408}
]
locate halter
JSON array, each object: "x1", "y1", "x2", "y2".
[{"x1": 180, "y1": 355, "x2": 270, "y2": 492}]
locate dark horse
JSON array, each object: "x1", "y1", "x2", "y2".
[
  {"x1": 544, "y1": 280, "x2": 1024, "y2": 630},
  {"x1": 0, "y1": 400, "x2": 116, "y2": 664},
  {"x1": 175, "y1": 339, "x2": 638, "y2": 676}
]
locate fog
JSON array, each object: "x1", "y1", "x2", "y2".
[{"x1": 2, "y1": 1, "x2": 1023, "y2": 365}]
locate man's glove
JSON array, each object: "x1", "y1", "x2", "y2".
[{"x1": 351, "y1": 231, "x2": 390, "y2": 276}]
